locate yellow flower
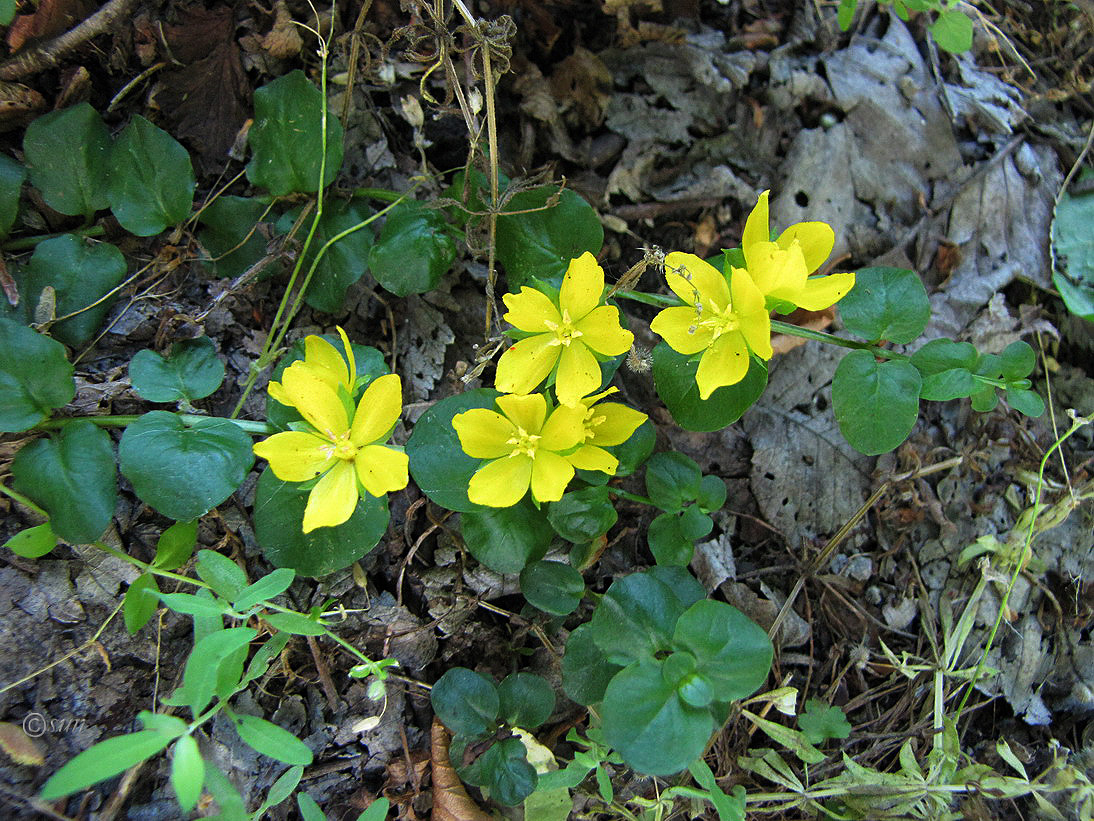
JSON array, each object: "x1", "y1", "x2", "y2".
[
  {"x1": 651, "y1": 252, "x2": 772, "y2": 400},
  {"x1": 495, "y1": 252, "x2": 634, "y2": 407},
  {"x1": 567, "y1": 389, "x2": 648, "y2": 474},
  {"x1": 268, "y1": 327, "x2": 356, "y2": 408},
  {"x1": 741, "y1": 190, "x2": 855, "y2": 311},
  {"x1": 253, "y1": 369, "x2": 408, "y2": 532},
  {"x1": 452, "y1": 393, "x2": 586, "y2": 507}
]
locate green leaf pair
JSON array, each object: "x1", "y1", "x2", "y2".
[
  {"x1": 563, "y1": 567, "x2": 773, "y2": 776},
  {"x1": 644, "y1": 452, "x2": 726, "y2": 565}
]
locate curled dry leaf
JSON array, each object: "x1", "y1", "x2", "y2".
[
  {"x1": 0, "y1": 722, "x2": 45, "y2": 766},
  {"x1": 430, "y1": 718, "x2": 491, "y2": 821}
]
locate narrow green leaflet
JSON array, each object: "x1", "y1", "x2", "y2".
[
  {"x1": 0, "y1": 153, "x2": 26, "y2": 237},
  {"x1": 247, "y1": 70, "x2": 344, "y2": 196},
  {"x1": 129, "y1": 336, "x2": 226, "y2": 403},
  {"x1": 16, "y1": 234, "x2": 127, "y2": 347},
  {"x1": 431, "y1": 667, "x2": 500, "y2": 739},
  {"x1": 689, "y1": 759, "x2": 746, "y2": 821},
  {"x1": 832, "y1": 351, "x2": 922, "y2": 455},
  {"x1": 265, "y1": 611, "x2": 326, "y2": 636},
  {"x1": 124, "y1": 572, "x2": 160, "y2": 634},
  {"x1": 195, "y1": 549, "x2": 248, "y2": 601},
  {"x1": 838, "y1": 267, "x2": 930, "y2": 344},
  {"x1": 369, "y1": 199, "x2": 456, "y2": 296},
  {"x1": 495, "y1": 186, "x2": 603, "y2": 289},
  {"x1": 461, "y1": 498, "x2": 552, "y2": 574},
  {"x1": 0, "y1": 318, "x2": 74, "y2": 432},
  {"x1": 497, "y1": 673, "x2": 555, "y2": 730},
  {"x1": 153, "y1": 520, "x2": 198, "y2": 570},
  {"x1": 652, "y1": 342, "x2": 767, "y2": 432},
  {"x1": 40, "y1": 729, "x2": 179, "y2": 800},
  {"x1": 277, "y1": 200, "x2": 373, "y2": 313},
  {"x1": 233, "y1": 568, "x2": 295, "y2": 611},
  {"x1": 119, "y1": 412, "x2": 254, "y2": 522},
  {"x1": 198, "y1": 196, "x2": 272, "y2": 280},
  {"x1": 12, "y1": 421, "x2": 117, "y2": 544},
  {"x1": 230, "y1": 712, "x2": 314, "y2": 765},
  {"x1": 257, "y1": 765, "x2": 303, "y2": 815},
  {"x1": 252, "y1": 468, "x2": 390, "y2": 577},
  {"x1": 406, "y1": 389, "x2": 500, "y2": 512},
  {"x1": 175, "y1": 627, "x2": 257, "y2": 717},
  {"x1": 520, "y1": 560, "x2": 585, "y2": 616},
  {"x1": 297, "y1": 793, "x2": 327, "y2": 821},
  {"x1": 107, "y1": 115, "x2": 195, "y2": 236},
  {"x1": 170, "y1": 735, "x2": 205, "y2": 812},
  {"x1": 23, "y1": 103, "x2": 111, "y2": 218},
  {"x1": 5, "y1": 523, "x2": 58, "y2": 558}
]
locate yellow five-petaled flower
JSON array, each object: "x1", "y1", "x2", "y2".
[
  {"x1": 651, "y1": 253, "x2": 773, "y2": 400},
  {"x1": 568, "y1": 389, "x2": 648, "y2": 475},
  {"x1": 741, "y1": 190, "x2": 855, "y2": 311},
  {"x1": 495, "y1": 252, "x2": 634, "y2": 407},
  {"x1": 254, "y1": 337, "x2": 408, "y2": 533}
]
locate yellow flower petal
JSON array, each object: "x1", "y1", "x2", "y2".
[
  {"x1": 742, "y1": 189, "x2": 771, "y2": 254},
  {"x1": 302, "y1": 461, "x2": 358, "y2": 532},
  {"x1": 588, "y1": 402, "x2": 647, "y2": 447},
  {"x1": 268, "y1": 380, "x2": 291, "y2": 407},
  {"x1": 303, "y1": 335, "x2": 350, "y2": 391},
  {"x1": 794, "y1": 272, "x2": 857, "y2": 311},
  {"x1": 746, "y1": 241, "x2": 808, "y2": 297},
  {"x1": 336, "y1": 326, "x2": 356, "y2": 388},
  {"x1": 776, "y1": 222, "x2": 834, "y2": 274},
  {"x1": 355, "y1": 444, "x2": 409, "y2": 497},
  {"x1": 253, "y1": 431, "x2": 335, "y2": 482},
  {"x1": 567, "y1": 444, "x2": 618, "y2": 474},
  {"x1": 495, "y1": 334, "x2": 560, "y2": 396},
  {"x1": 530, "y1": 450, "x2": 575, "y2": 503},
  {"x1": 730, "y1": 268, "x2": 773, "y2": 360},
  {"x1": 453, "y1": 408, "x2": 517, "y2": 458},
  {"x1": 695, "y1": 333, "x2": 750, "y2": 400},
  {"x1": 468, "y1": 455, "x2": 533, "y2": 507},
  {"x1": 503, "y1": 288, "x2": 561, "y2": 332},
  {"x1": 650, "y1": 306, "x2": 714, "y2": 355},
  {"x1": 350, "y1": 373, "x2": 402, "y2": 446},
  {"x1": 497, "y1": 393, "x2": 547, "y2": 434},
  {"x1": 560, "y1": 252, "x2": 604, "y2": 321},
  {"x1": 555, "y1": 342, "x2": 602, "y2": 407},
  {"x1": 665, "y1": 253, "x2": 729, "y2": 310},
  {"x1": 281, "y1": 367, "x2": 349, "y2": 439},
  {"x1": 539, "y1": 404, "x2": 585, "y2": 451},
  {"x1": 575, "y1": 306, "x2": 634, "y2": 356}
]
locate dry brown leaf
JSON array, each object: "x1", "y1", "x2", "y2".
[
  {"x1": 6, "y1": 0, "x2": 93, "y2": 53},
  {"x1": 770, "y1": 306, "x2": 836, "y2": 355},
  {"x1": 549, "y1": 47, "x2": 613, "y2": 127},
  {"x1": 260, "y1": 0, "x2": 302, "y2": 59},
  {"x1": 0, "y1": 721, "x2": 45, "y2": 766},
  {"x1": 430, "y1": 719, "x2": 491, "y2": 821}
]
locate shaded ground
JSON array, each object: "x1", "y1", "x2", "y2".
[{"x1": 0, "y1": 0, "x2": 1093, "y2": 818}]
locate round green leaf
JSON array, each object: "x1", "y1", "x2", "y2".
[
  {"x1": 647, "y1": 512, "x2": 693, "y2": 566},
  {"x1": 929, "y1": 8, "x2": 973, "y2": 54},
  {"x1": 696, "y1": 474, "x2": 727, "y2": 513},
  {"x1": 1052, "y1": 171, "x2": 1094, "y2": 321},
  {"x1": 253, "y1": 467, "x2": 389, "y2": 577},
  {"x1": 497, "y1": 672, "x2": 555, "y2": 730},
  {"x1": 561, "y1": 623, "x2": 622, "y2": 706},
  {"x1": 247, "y1": 70, "x2": 344, "y2": 196},
  {"x1": 678, "y1": 673, "x2": 715, "y2": 709},
  {"x1": 838, "y1": 267, "x2": 930, "y2": 344},
  {"x1": 278, "y1": 200, "x2": 374, "y2": 313},
  {"x1": 231, "y1": 713, "x2": 313, "y2": 765},
  {"x1": 124, "y1": 572, "x2": 160, "y2": 634},
  {"x1": 1007, "y1": 387, "x2": 1045, "y2": 418},
  {"x1": 460, "y1": 498, "x2": 551, "y2": 574},
  {"x1": 12, "y1": 420, "x2": 116, "y2": 543},
  {"x1": 5, "y1": 522, "x2": 57, "y2": 558},
  {"x1": 601, "y1": 659, "x2": 713, "y2": 776},
  {"x1": 406, "y1": 389, "x2": 499, "y2": 512},
  {"x1": 832, "y1": 350, "x2": 921, "y2": 455},
  {"x1": 680, "y1": 505, "x2": 714, "y2": 541},
  {"x1": 462, "y1": 737, "x2": 538, "y2": 806},
  {"x1": 153, "y1": 520, "x2": 198, "y2": 570},
  {"x1": 672, "y1": 599, "x2": 773, "y2": 702},
  {"x1": 20, "y1": 234, "x2": 127, "y2": 347},
  {"x1": 495, "y1": 186, "x2": 603, "y2": 289},
  {"x1": 431, "y1": 667, "x2": 499, "y2": 739},
  {"x1": 107, "y1": 115, "x2": 195, "y2": 236},
  {"x1": 520, "y1": 560, "x2": 585, "y2": 616},
  {"x1": 652, "y1": 342, "x2": 767, "y2": 432},
  {"x1": 369, "y1": 199, "x2": 456, "y2": 297},
  {"x1": 589, "y1": 567, "x2": 706, "y2": 666},
  {"x1": 170, "y1": 734, "x2": 205, "y2": 812},
  {"x1": 547, "y1": 486, "x2": 617, "y2": 543},
  {"x1": 999, "y1": 340, "x2": 1036, "y2": 381},
  {"x1": 0, "y1": 153, "x2": 26, "y2": 238},
  {"x1": 23, "y1": 103, "x2": 111, "y2": 218},
  {"x1": 118, "y1": 412, "x2": 254, "y2": 521},
  {"x1": 198, "y1": 195, "x2": 272, "y2": 279},
  {"x1": 0, "y1": 318, "x2": 75, "y2": 432},
  {"x1": 911, "y1": 339, "x2": 978, "y2": 401},
  {"x1": 610, "y1": 418, "x2": 655, "y2": 477},
  {"x1": 130, "y1": 336, "x2": 225, "y2": 403},
  {"x1": 645, "y1": 451, "x2": 702, "y2": 512}
]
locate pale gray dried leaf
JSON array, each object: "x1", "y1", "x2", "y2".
[
  {"x1": 691, "y1": 531, "x2": 736, "y2": 592},
  {"x1": 963, "y1": 293, "x2": 1058, "y2": 355},
  {"x1": 17, "y1": 561, "x2": 84, "y2": 624},
  {"x1": 943, "y1": 55, "x2": 1027, "y2": 136},
  {"x1": 399, "y1": 294, "x2": 454, "y2": 401},
  {"x1": 882, "y1": 597, "x2": 918, "y2": 631},
  {"x1": 362, "y1": 593, "x2": 439, "y2": 672}
]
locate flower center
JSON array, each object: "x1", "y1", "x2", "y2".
[
  {"x1": 331, "y1": 434, "x2": 358, "y2": 461},
  {"x1": 506, "y1": 426, "x2": 541, "y2": 457},
  {"x1": 582, "y1": 408, "x2": 607, "y2": 442},
  {"x1": 696, "y1": 303, "x2": 740, "y2": 341},
  {"x1": 544, "y1": 309, "x2": 584, "y2": 347}
]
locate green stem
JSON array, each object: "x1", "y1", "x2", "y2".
[
  {"x1": 351, "y1": 187, "x2": 404, "y2": 202},
  {"x1": 0, "y1": 483, "x2": 48, "y2": 517},
  {"x1": 606, "y1": 487, "x2": 657, "y2": 507},
  {"x1": 2, "y1": 225, "x2": 106, "y2": 252},
  {"x1": 93, "y1": 540, "x2": 212, "y2": 589},
  {"x1": 32, "y1": 415, "x2": 273, "y2": 435},
  {"x1": 768, "y1": 320, "x2": 908, "y2": 361},
  {"x1": 615, "y1": 290, "x2": 678, "y2": 308}
]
